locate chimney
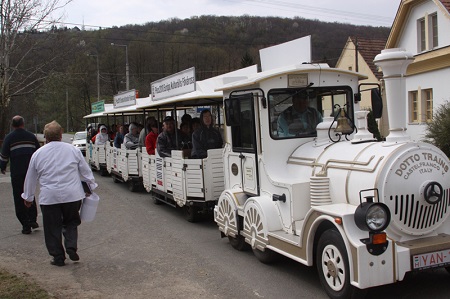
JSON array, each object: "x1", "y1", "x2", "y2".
[{"x1": 373, "y1": 48, "x2": 414, "y2": 143}]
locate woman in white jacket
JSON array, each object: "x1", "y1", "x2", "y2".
[{"x1": 95, "y1": 125, "x2": 109, "y2": 145}]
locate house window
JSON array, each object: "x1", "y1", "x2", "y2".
[
  {"x1": 430, "y1": 13, "x2": 438, "y2": 48},
  {"x1": 424, "y1": 89, "x2": 433, "y2": 122},
  {"x1": 410, "y1": 91, "x2": 419, "y2": 122},
  {"x1": 417, "y1": 13, "x2": 439, "y2": 52},
  {"x1": 418, "y1": 18, "x2": 426, "y2": 52},
  {"x1": 409, "y1": 89, "x2": 433, "y2": 123}
]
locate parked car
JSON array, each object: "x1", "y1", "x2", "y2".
[{"x1": 71, "y1": 131, "x2": 87, "y2": 155}]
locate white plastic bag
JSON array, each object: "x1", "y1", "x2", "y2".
[{"x1": 80, "y1": 192, "x2": 100, "y2": 222}]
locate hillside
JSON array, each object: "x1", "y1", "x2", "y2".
[{"x1": 10, "y1": 15, "x2": 391, "y2": 132}]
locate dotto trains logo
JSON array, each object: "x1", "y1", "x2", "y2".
[{"x1": 395, "y1": 152, "x2": 449, "y2": 179}]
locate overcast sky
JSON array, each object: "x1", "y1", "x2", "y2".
[{"x1": 61, "y1": 0, "x2": 402, "y2": 29}]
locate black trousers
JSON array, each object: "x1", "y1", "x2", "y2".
[
  {"x1": 40, "y1": 200, "x2": 82, "y2": 261},
  {"x1": 11, "y1": 174, "x2": 37, "y2": 228}
]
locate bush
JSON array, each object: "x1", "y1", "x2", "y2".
[{"x1": 424, "y1": 101, "x2": 450, "y2": 158}]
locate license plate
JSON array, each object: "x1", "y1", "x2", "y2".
[{"x1": 412, "y1": 249, "x2": 450, "y2": 270}]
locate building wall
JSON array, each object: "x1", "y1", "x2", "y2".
[
  {"x1": 405, "y1": 67, "x2": 450, "y2": 141},
  {"x1": 336, "y1": 40, "x2": 388, "y2": 137},
  {"x1": 397, "y1": 1, "x2": 450, "y2": 54}
]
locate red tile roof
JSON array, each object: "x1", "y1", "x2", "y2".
[
  {"x1": 350, "y1": 37, "x2": 387, "y2": 80},
  {"x1": 439, "y1": 0, "x2": 450, "y2": 12}
]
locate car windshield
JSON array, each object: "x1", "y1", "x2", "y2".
[{"x1": 74, "y1": 132, "x2": 87, "y2": 140}]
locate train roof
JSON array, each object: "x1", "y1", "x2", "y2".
[
  {"x1": 83, "y1": 104, "x2": 115, "y2": 119},
  {"x1": 215, "y1": 63, "x2": 368, "y2": 92},
  {"x1": 137, "y1": 65, "x2": 258, "y2": 109}
]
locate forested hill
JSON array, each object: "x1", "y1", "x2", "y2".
[{"x1": 11, "y1": 15, "x2": 391, "y2": 132}]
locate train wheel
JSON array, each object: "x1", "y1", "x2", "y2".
[
  {"x1": 252, "y1": 247, "x2": 280, "y2": 264},
  {"x1": 228, "y1": 235, "x2": 249, "y2": 251},
  {"x1": 316, "y1": 229, "x2": 361, "y2": 299},
  {"x1": 184, "y1": 206, "x2": 199, "y2": 222},
  {"x1": 128, "y1": 181, "x2": 138, "y2": 192},
  {"x1": 243, "y1": 203, "x2": 279, "y2": 263}
]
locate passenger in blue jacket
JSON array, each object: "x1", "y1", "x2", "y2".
[{"x1": 191, "y1": 110, "x2": 223, "y2": 159}]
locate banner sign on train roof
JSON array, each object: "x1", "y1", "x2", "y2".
[
  {"x1": 114, "y1": 89, "x2": 136, "y2": 108},
  {"x1": 91, "y1": 100, "x2": 105, "y2": 114},
  {"x1": 151, "y1": 67, "x2": 196, "y2": 101}
]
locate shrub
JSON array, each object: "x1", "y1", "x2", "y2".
[{"x1": 424, "y1": 101, "x2": 450, "y2": 158}]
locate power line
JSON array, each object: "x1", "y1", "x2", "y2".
[{"x1": 227, "y1": 0, "x2": 394, "y2": 26}]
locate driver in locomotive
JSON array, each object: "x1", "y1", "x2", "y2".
[{"x1": 277, "y1": 91, "x2": 322, "y2": 137}]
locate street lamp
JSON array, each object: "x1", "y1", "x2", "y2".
[
  {"x1": 111, "y1": 43, "x2": 129, "y2": 91},
  {"x1": 88, "y1": 53, "x2": 100, "y2": 101}
]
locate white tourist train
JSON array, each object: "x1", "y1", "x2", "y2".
[{"x1": 83, "y1": 38, "x2": 450, "y2": 299}]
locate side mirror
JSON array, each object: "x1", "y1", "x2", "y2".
[{"x1": 371, "y1": 88, "x2": 383, "y2": 119}]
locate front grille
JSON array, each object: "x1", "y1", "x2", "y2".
[{"x1": 389, "y1": 189, "x2": 450, "y2": 231}]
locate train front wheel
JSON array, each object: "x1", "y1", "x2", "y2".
[{"x1": 316, "y1": 229, "x2": 363, "y2": 299}]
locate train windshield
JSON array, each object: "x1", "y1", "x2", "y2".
[{"x1": 268, "y1": 87, "x2": 353, "y2": 140}]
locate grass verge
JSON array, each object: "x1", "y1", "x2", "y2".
[{"x1": 0, "y1": 268, "x2": 52, "y2": 299}]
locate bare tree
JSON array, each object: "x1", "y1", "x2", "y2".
[{"x1": 0, "y1": 0, "x2": 72, "y2": 140}]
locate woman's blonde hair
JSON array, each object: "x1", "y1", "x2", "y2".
[{"x1": 44, "y1": 121, "x2": 63, "y2": 142}]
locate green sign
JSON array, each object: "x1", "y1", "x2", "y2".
[{"x1": 91, "y1": 101, "x2": 105, "y2": 113}]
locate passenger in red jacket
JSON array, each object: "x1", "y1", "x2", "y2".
[{"x1": 145, "y1": 119, "x2": 159, "y2": 155}]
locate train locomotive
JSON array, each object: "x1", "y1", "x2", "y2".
[{"x1": 214, "y1": 48, "x2": 450, "y2": 299}]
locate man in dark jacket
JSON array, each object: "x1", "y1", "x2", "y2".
[
  {"x1": 191, "y1": 109, "x2": 223, "y2": 159},
  {"x1": 0, "y1": 116, "x2": 40, "y2": 234},
  {"x1": 156, "y1": 116, "x2": 181, "y2": 157}
]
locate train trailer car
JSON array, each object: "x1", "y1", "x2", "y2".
[{"x1": 213, "y1": 48, "x2": 450, "y2": 299}]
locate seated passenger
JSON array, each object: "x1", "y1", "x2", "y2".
[
  {"x1": 156, "y1": 116, "x2": 181, "y2": 158},
  {"x1": 114, "y1": 125, "x2": 124, "y2": 148},
  {"x1": 95, "y1": 125, "x2": 109, "y2": 145},
  {"x1": 277, "y1": 92, "x2": 322, "y2": 137},
  {"x1": 145, "y1": 119, "x2": 159, "y2": 155},
  {"x1": 139, "y1": 116, "x2": 156, "y2": 149},
  {"x1": 191, "y1": 109, "x2": 223, "y2": 159},
  {"x1": 123, "y1": 122, "x2": 139, "y2": 150},
  {"x1": 191, "y1": 117, "x2": 201, "y2": 132},
  {"x1": 180, "y1": 122, "x2": 192, "y2": 149}
]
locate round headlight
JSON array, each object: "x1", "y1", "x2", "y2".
[
  {"x1": 354, "y1": 202, "x2": 391, "y2": 232},
  {"x1": 366, "y1": 204, "x2": 389, "y2": 231}
]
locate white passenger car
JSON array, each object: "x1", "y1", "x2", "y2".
[{"x1": 71, "y1": 131, "x2": 87, "y2": 156}]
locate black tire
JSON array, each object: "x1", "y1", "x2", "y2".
[
  {"x1": 228, "y1": 235, "x2": 250, "y2": 251},
  {"x1": 252, "y1": 247, "x2": 280, "y2": 264},
  {"x1": 100, "y1": 168, "x2": 109, "y2": 176},
  {"x1": 112, "y1": 176, "x2": 120, "y2": 183},
  {"x1": 184, "y1": 206, "x2": 199, "y2": 222},
  {"x1": 153, "y1": 197, "x2": 162, "y2": 205},
  {"x1": 316, "y1": 229, "x2": 363, "y2": 299},
  {"x1": 128, "y1": 180, "x2": 138, "y2": 192}
]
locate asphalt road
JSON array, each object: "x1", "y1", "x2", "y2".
[{"x1": 0, "y1": 171, "x2": 449, "y2": 299}]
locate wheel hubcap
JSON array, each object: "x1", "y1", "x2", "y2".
[{"x1": 322, "y1": 244, "x2": 345, "y2": 291}]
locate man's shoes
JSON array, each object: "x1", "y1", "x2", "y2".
[
  {"x1": 21, "y1": 226, "x2": 31, "y2": 234},
  {"x1": 67, "y1": 251, "x2": 80, "y2": 261},
  {"x1": 50, "y1": 259, "x2": 65, "y2": 267},
  {"x1": 30, "y1": 222, "x2": 39, "y2": 229}
]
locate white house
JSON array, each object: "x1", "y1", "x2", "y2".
[{"x1": 386, "y1": 0, "x2": 450, "y2": 141}]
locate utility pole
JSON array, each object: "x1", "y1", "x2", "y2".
[
  {"x1": 87, "y1": 53, "x2": 100, "y2": 101},
  {"x1": 66, "y1": 88, "x2": 69, "y2": 131},
  {"x1": 111, "y1": 43, "x2": 130, "y2": 90}
]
